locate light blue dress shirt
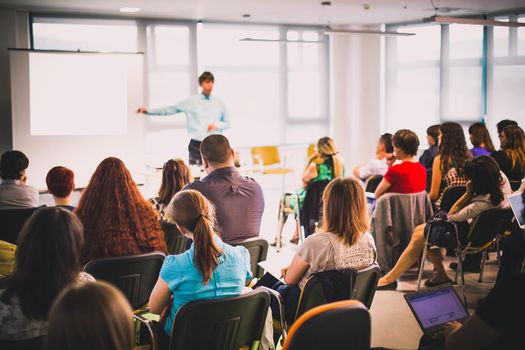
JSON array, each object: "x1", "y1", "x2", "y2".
[
  {"x1": 146, "y1": 93, "x2": 230, "y2": 142},
  {"x1": 159, "y1": 236, "x2": 252, "y2": 334}
]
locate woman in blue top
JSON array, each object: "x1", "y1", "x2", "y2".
[{"x1": 149, "y1": 189, "x2": 252, "y2": 337}]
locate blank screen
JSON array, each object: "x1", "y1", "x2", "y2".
[{"x1": 29, "y1": 52, "x2": 127, "y2": 135}]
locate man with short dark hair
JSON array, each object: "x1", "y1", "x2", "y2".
[
  {"x1": 0, "y1": 150, "x2": 39, "y2": 209},
  {"x1": 184, "y1": 135, "x2": 264, "y2": 244},
  {"x1": 137, "y1": 71, "x2": 229, "y2": 165}
]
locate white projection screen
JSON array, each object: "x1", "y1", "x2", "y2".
[{"x1": 29, "y1": 53, "x2": 127, "y2": 135}]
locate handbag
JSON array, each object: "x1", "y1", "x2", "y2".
[{"x1": 424, "y1": 217, "x2": 458, "y2": 250}]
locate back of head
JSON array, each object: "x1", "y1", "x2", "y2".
[
  {"x1": 166, "y1": 190, "x2": 221, "y2": 284},
  {"x1": 158, "y1": 159, "x2": 192, "y2": 206},
  {"x1": 468, "y1": 122, "x2": 495, "y2": 152},
  {"x1": 316, "y1": 137, "x2": 343, "y2": 178},
  {"x1": 392, "y1": 129, "x2": 419, "y2": 156},
  {"x1": 464, "y1": 156, "x2": 504, "y2": 206},
  {"x1": 200, "y1": 135, "x2": 233, "y2": 165},
  {"x1": 46, "y1": 166, "x2": 75, "y2": 198},
  {"x1": 0, "y1": 150, "x2": 29, "y2": 180},
  {"x1": 497, "y1": 119, "x2": 518, "y2": 134},
  {"x1": 426, "y1": 125, "x2": 441, "y2": 146},
  {"x1": 439, "y1": 122, "x2": 470, "y2": 176},
  {"x1": 379, "y1": 133, "x2": 393, "y2": 154},
  {"x1": 321, "y1": 177, "x2": 369, "y2": 246},
  {"x1": 1, "y1": 207, "x2": 84, "y2": 320},
  {"x1": 501, "y1": 125, "x2": 525, "y2": 173},
  {"x1": 45, "y1": 281, "x2": 133, "y2": 350}
]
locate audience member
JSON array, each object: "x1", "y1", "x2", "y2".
[
  {"x1": 263, "y1": 178, "x2": 377, "y2": 323},
  {"x1": 496, "y1": 119, "x2": 518, "y2": 148},
  {"x1": 353, "y1": 133, "x2": 392, "y2": 180},
  {"x1": 468, "y1": 122, "x2": 495, "y2": 157},
  {"x1": 149, "y1": 158, "x2": 192, "y2": 222},
  {"x1": 490, "y1": 125, "x2": 525, "y2": 191},
  {"x1": 46, "y1": 166, "x2": 75, "y2": 211},
  {"x1": 0, "y1": 207, "x2": 94, "y2": 341},
  {"x1": 419, "y1": 125, "x2": 441, "y2": 169},
  {"x1": 149, "y1": 189, "x2": 251, "y2": 340},
  {"x1": 375, "y1": 129, "x2": 427, "y2": 198},
  {"x1": 45, "y1": 281, "x2": 133, "y2": 350},
  {"x1": 75, "y1": 157, "x2": 167, "y2": 265},
  {"x1": 428, "y1": 122, "x2": 471, "y2": 202},
  {"x1": 0, "y1": 150, "x2": 38, "y2": 209},
  {"x1": 378, "y1": 156, "x2": 511, "y2": 289},
  {"x1": 184, "y1": 135, "x2": 264, "y2": 244}
]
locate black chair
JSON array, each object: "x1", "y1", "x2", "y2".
[
  {"x1": 0, "y1": 337, "x2": 43, "y2": 350},
  {"x1": 161, "y1": 222, "x2": 191, "y2": 255},
  {"x1": 282, "y1": 300, "x2": 371, "y2": 350},
  {"x1": 364, "y1": 175, "x2": 383, "y2": 193},
  {"x1": 0, "y1": 207, "x2": 40, "y2": 244},
  {"x1": 300, "y1": 180, "x2": 330, "y2": 238},
  {"x1": 352, "y1": 266, "x2": 381, "y2": 309},
  {"x1": 168, "y1": 289, "x2": 270, "y2": 350},
  {"x1": 232, "y1": 237, "x2": 269, "y2": 279},
  {"x1": 437, "y1": 185, "x2": 467, "y2": 213},
  {"x1": 83, "y1": 251, "x2": 166, "y2": 310}
]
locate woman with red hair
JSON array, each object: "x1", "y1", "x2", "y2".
[{"x1": 75, "y1": 157, "x2": 167, "y2": 265}]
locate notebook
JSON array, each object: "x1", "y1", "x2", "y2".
[
  {"x1": 507, "y1": 191, "x2": 524, "y2": 229},
  {"x1": 404, "y1": 287, "x2": 469, "y2": 336}
]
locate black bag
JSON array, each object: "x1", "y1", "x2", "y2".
[{"x1": 424, "y1": 218, "x2": 458, "y2": 250}]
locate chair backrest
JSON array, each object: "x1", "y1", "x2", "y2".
[
  {"x1": 307, "y1": 144, "x2": 315, "y2": 159},
  {"x1": 439, "y1": 185, "x2": 467, "y2": 213},
  {"x1": 161, "y1": 222, "x2": 191, "y2": 255},
  {"x1": 282, "y1": 300, "x2": 371, "y2": 350},
  {"x1": 0, "y1": 207, "x2": 39, "y2": 244},
  {"x1": 251, "y1": 146, "x2": 281, "y2": 166},
  {"x1": 352, "y1": 265, "x2": 381, "y2": 309},
  {"x1": 300, "y1": 180, "x2": 330, "y2": 238},
  {"x1": 364, "y1": 175, "x2": 383, "y2": 193},
  {"x1": 467, "y1": 208, "x2": 514, "y2": 248},
  {"x1": 0, "y1": 336, "x2": 44, "y2": 350},
  {"x1": 232, "y1": 237, "x2": 268, "y2": 279},
  {"x1": 169, "y1": 289, "x2": 270, "y2": 350},
  {"x1": 83, "y1": 252, "x2": 165, "y2": 310}
]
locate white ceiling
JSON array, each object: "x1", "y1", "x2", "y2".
[{"x1": 0, "y1": 0, "x2": 524, "y2": 25}]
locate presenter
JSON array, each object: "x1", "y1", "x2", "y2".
[{"x1": 137, "y1": 71, "x2": 229, "y2": 165}]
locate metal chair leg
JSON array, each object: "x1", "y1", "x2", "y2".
[
  {"x1": 479, "y1": 250, "x2": 487, "y2": 283},
  {"x1": 417, "y1": 245, "x2": 428, "y2": 291}
]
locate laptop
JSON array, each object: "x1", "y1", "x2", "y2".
[
  {"x1": 404, "y1": 287, "x2": 469, "y2": 336},
  {"x1": 507, "y1": 191, "x2": 524, "y2": 229}
]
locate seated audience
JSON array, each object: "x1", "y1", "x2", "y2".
[
  {"x1": 46, "y1": 166, "x2": 76, "y2": 211},
  {"x1": 0, "y1": 207, "x2": 94, "y2": 341},
  {"x1": 45, "y1": 281, "x2": 133, "y2": 350},
  {"x1": 491, "y1": 125, "x2": 525, "y2": 191},
  {"x1": 375, "y1": 129, "x2": 427, "y2": 198},
  {"x1": 419, "y1": 124, "x2": 441, "y2": 169},
  {"x1": 149, "y1": 158, "x2": 192, "y2": 222},
  {"x1": 468, "y1": 122, "x2": 495, "y2": 157},
  {"x1": 149, "y1": 189, "x2": 251, "y2": 339},
  {"x1": 353, "y1": 133, "x2": 392, "y2": 180},
  {"x1": 75, "y1": 157, "x2": 167, "y2": 265},
  {"x1": 263, "y1": 178, "x2": 377, "y2": 323},
  {"x1": 428, "y1": 122, "x2": 471, "y2": 202},
  {"x1": 0, "y1": 150, "x2": 38, "y2": 209},
  {"x1": 496, "y1": 119, "x2": 518, "y2": 148},
  {"x1": 184, "y1": 135, "x2": 264, "y2": 244},
  {"x1": 378, "y1": 156, "x2": 511, "y2": 289}
]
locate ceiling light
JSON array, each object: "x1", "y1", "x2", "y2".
[
  {"x1": 424, "y1": 15, "x2": 525, "y2": 27},
  {"x1": 119, "y1": 7, "x2": 141, "y2": 13}
]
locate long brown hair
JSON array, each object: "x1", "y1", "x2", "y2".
[
  {"x1": 75, "y1": 157, "x2": 166, "y2": 264},
  {"x1": 166, "y1": 190, "x2": 222, "y2": 284},
  {"x1": 0, "y1": 207, "x2": 84, "y2": 320},
  {"x1": 502, "y1": 125, "x2": 525, "y2": 174},
  {"x1": 45, "y1": 281, "x2": 133, "y2": 350},
  {"x1": 307, "y1": 137, "x2": 343, "y2": 178},
  {"x1": 439, "y1": 122, "x2": 471, "y2": 177},
  {"x1": 468, "y1": 122, "x2": 495, "y2": 152},
  {"x1": 321, "y1": 177, "x2": 369, "y2": 246},
  {"x1": 158, "y1": 159, "x2": 192, "y2": 206}
]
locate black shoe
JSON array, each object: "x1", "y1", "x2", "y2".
[
  {"x1": 449, "y1": 262, "x2": 480, "y2": 273},
  {"x1": 376, "y1": 281, "x2": 397, "y2": 291},
  {"x1": 424, "y1": 278, "x2": 453, "y2": 287}
]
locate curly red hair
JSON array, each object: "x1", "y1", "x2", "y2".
[{"x1": 75, "y1": 157, "x2": 167, "y2": 264}]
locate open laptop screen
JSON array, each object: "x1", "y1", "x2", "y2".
[{"x1": 507, "y1": 192, "x2": 524, "y2": 228}]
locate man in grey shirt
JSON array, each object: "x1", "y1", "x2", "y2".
[
  {"x1": 184, "y1": 135, "x2": 264, "y2": 244},
  {"x1": 0, "y1": 150, "x2": 39, "y2": 209}
]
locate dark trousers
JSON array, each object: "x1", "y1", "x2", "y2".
[
  {"x1": 255, "y1": 273, "x2": 301, "y2": 325},
  {"x1": 188, "y1": 139, "x2": 202, "y2": 165},
  {"x1": 497, "y1": 223, "x2": 525, "y2": 285}
]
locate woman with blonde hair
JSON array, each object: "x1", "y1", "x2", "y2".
[
  {"x1": 45, "y1": 281, "x2": 133, "y2": 350},
  {"x1": 491, "y1": 125, "x2": 525, "y2": 191}
]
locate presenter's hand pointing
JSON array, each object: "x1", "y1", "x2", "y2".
[
  {"x1": 207, "y1": 123, "x2": 218, "y2": 132},
  {"x1": 136, "y1": 106, "x2": 148, "y2": 114}
]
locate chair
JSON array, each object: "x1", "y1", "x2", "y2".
[
  {"x1": 161, "y1": 222, "x2": 191, "y2": 255},
  {"x1": 437, "y1": 185, "x2": 466, "y2": 213},
  {"x1": 364, "y1": 175, "x2": 383, "y2": 193},
  {"x1": 168, "y1": 289, "x2": 270, "y2": 350},
  {"x1": 251, "y1": 146, "x2": 293, "y2": 175},
  {"x1": 275, "y1": 192, "x2": 301, "y2": 251},
  {"x1": 282, "y1": 300, "x2": 371, "y2": 350},
  {"x1": 307, "y1": 144, "x2": 315, "y2": 158},
  {"x1": 352, "y1": 265, "x2": 381, "y2": 309},
  {"x1": 0, "y1": 336, "x2": 43, "y2": 350},
  {"x1": 0, "y1": 207, "x2": 40, "y2": 244},
  {"x1": 232, "y1": 237, "x2": 268, "y2": 279},
  {"x1": 300, "y1": 180, "x2": 330, "y2": 238},
  {"x1": 83, "y1": 252, "x2": 166, "y2": 310}
]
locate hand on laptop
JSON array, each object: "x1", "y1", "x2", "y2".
[{"x1": 433, "y1": 321, "x2": 462, "y2": 339}]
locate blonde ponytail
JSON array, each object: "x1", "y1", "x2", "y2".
[{"x1": 317, "y1": 137, "x2": 343, "y2": 178}]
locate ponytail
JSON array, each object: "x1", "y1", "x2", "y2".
[
  {"x1": 316, "y1": 137, "x2": 343, "y2": 178},
  {"x1": 192, "y1": 214, "x2": 221, "y2": 284},
  {"x1": 331, "y1": 153, "x2": 343, "y2": 178}
]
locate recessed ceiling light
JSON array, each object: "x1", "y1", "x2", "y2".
[{"x1": 119, "y1": 7, "x2": 141, "y2": 13}]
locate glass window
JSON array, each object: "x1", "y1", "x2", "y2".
[
  {"x1": 153, "y1": 26, "x2": 189, "y2": 66},
  {"x1": 446, "y1": 66, "x2": 483, "y2": 120},
  {"x1": 449, "y1": 24, "x2": 483, "y2": 59},
  {"x1": 32, "y1": 20, "x2": 137, "y2": 52},
  {"x1": 397, "y1": 25, "x2": 441, "y2": 62},
  {"x1": 519, "y1": 16, "x2": 525, "y2": 56},
  {"x1": 285, "y1": 124, "x2": 328, "y2": 144},
  {"x1": 492, "y1": 65, "x2": 525, "y2": 123},
  {"x1": 493, "y1": 17, "x2": 509, "y2": 57}
]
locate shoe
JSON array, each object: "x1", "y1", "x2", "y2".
[
  {"x1": 376, "y1": 281, "x2": 397, "y2": 291},
  {"x1": 270, "y1": 240, "x2": 278, "y2": 247},
  {"x1": 449, "y1": 262, "x2": 480, "y2": 273},
  {"x1": 289, "y1": 237, "x2": 299, "y2": 244},
  {"x1": 424, "y1": 277, "x2": 453, "y2": 287}
]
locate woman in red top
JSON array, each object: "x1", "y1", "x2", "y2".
[{"x1": 374, "y1": 129, "x2": 427, "y2": 198}]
